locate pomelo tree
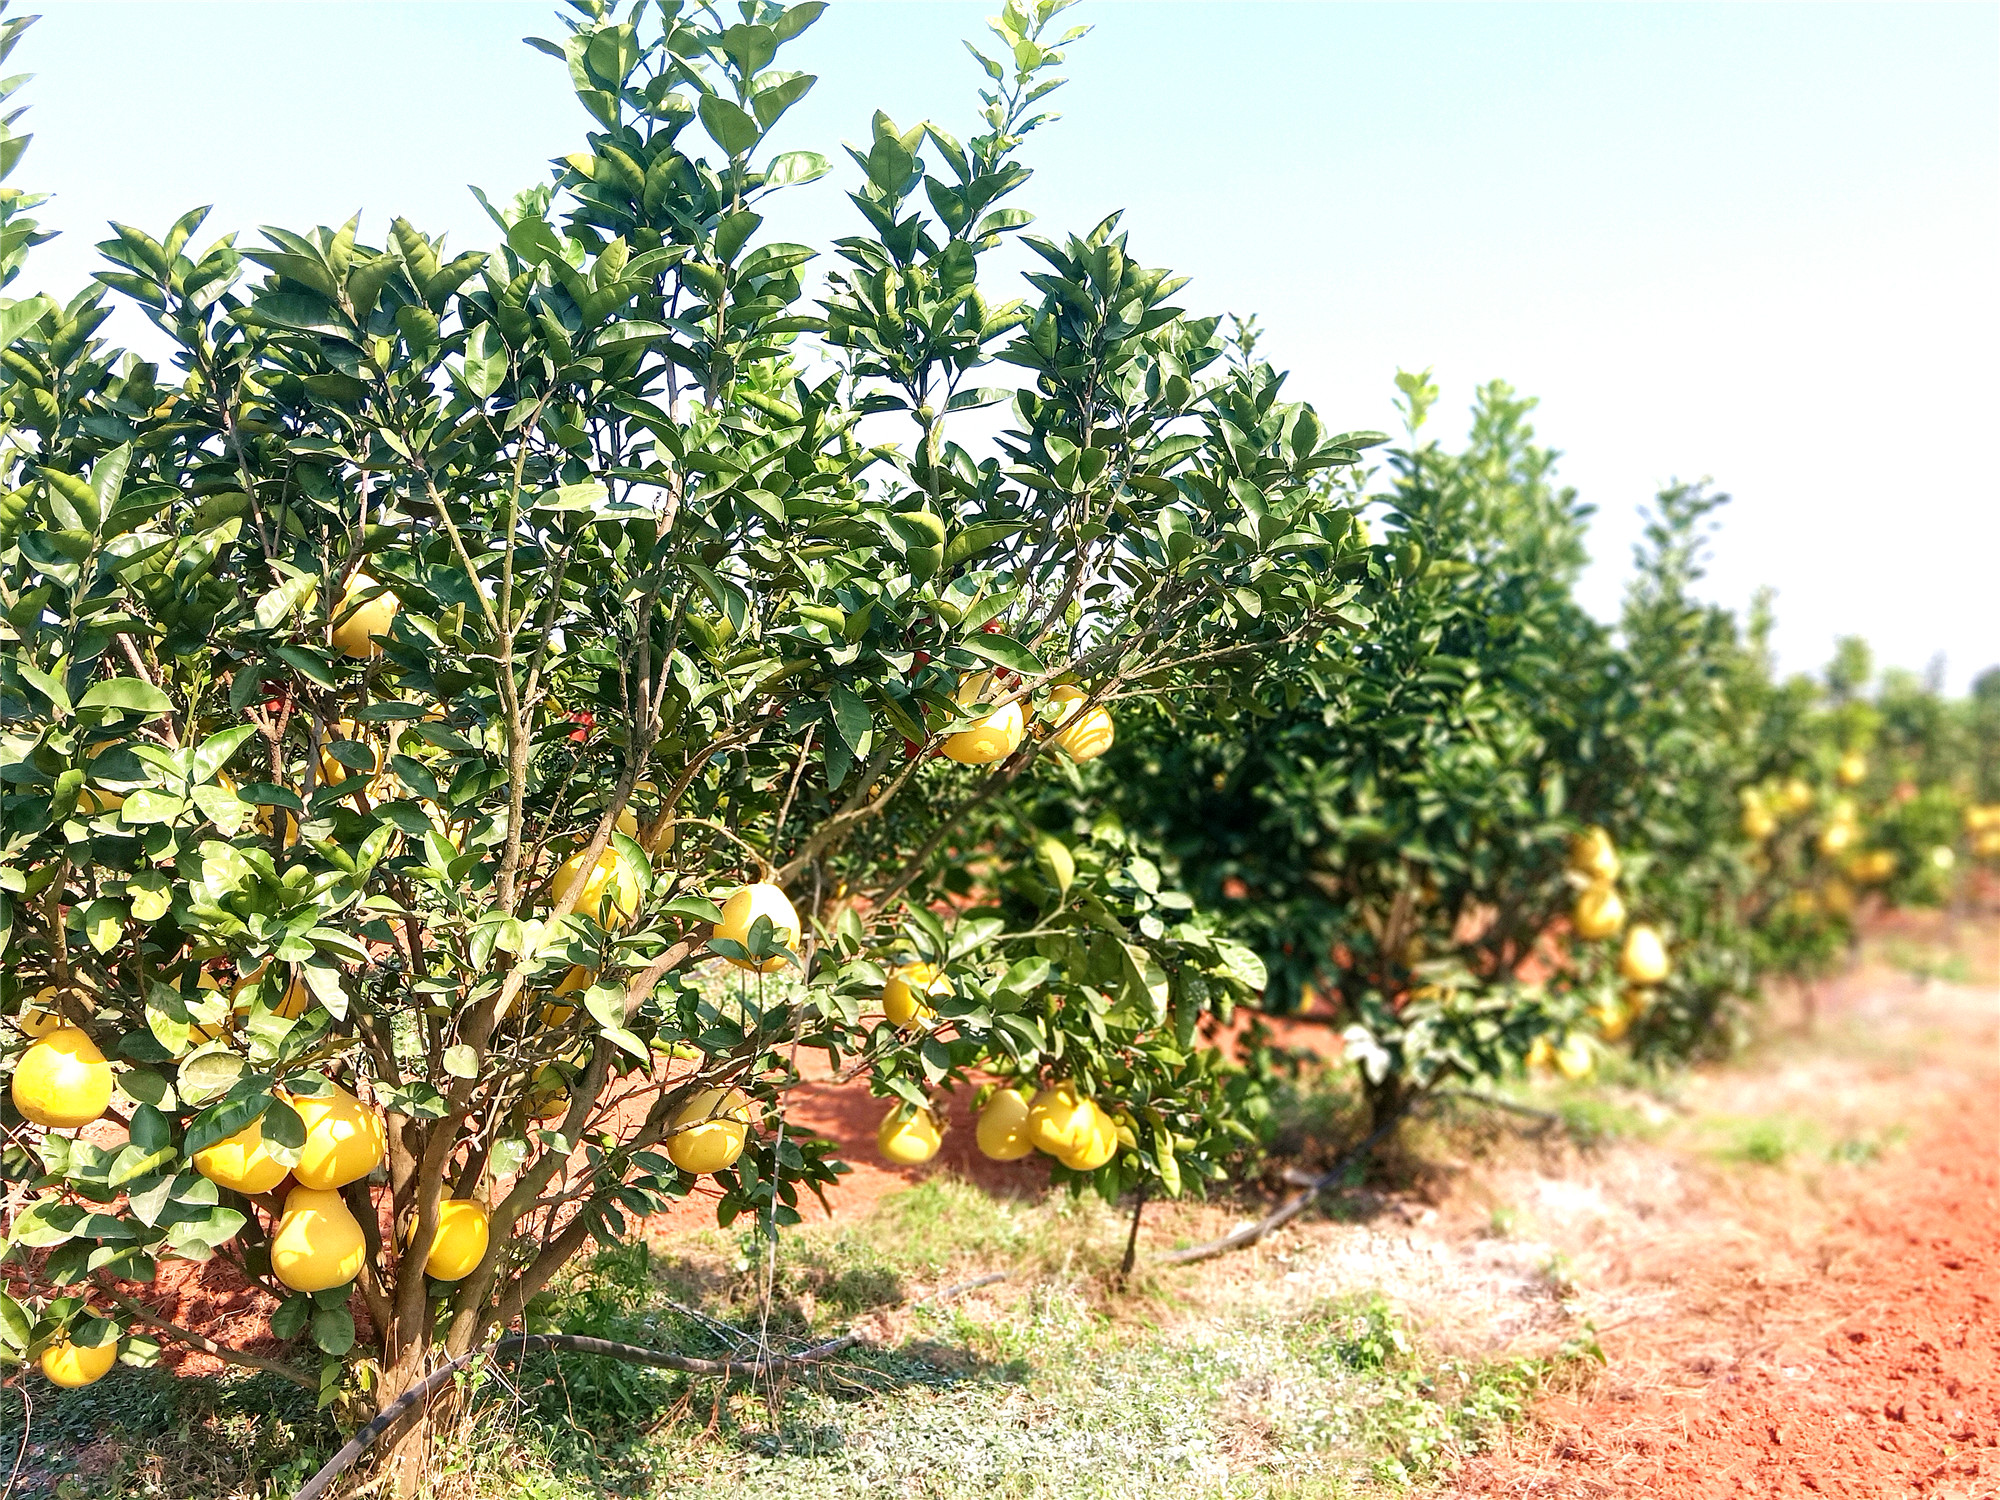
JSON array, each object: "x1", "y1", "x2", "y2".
[
  {"x1": 1101, "y1": 375, "x2": 1628, "y2": 1125},
  {"x1": 0, "y1": 0, "x2": 1379, "y2": 1472}
]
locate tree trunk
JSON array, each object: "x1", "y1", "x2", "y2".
[
  {"x1": 371, "y1": 1339, "x2": 440, "y2": 1498},
  {"x1": 1362, "y1": 1068, "x2": 1408, "y2": 1140},
  {"x1": 1118, "y1": 1188, "x2": 1148, "y2": 1281}
]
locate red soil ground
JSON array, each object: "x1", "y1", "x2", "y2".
[{"x1": 1453, "y1": 1083, "x2": 2000, "y2": 1498}]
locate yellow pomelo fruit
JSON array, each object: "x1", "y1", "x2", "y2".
[
  {"x1": 77, "y1": 742, "x2": 126, "y2": 815},
  {"x1": 193, "y1": 1114, "x2": 291, "y2": 1195},
  {"x1": 1048, "y1": 685, "x2": 1115, "y2": 763},
  {"x1": 177, "y1": 967, "x2": 238, "y2": 1043},
  {"x1": 552, "y1": 847, "x2": 642, "y2": 929},
  {"x1": 40, "y1": 1331, "x2": 119, "y2": 1389},
  {"x1": 1571, "y1": 883, "x2": 1625, "y2": 941},
  {"x1": 877, "y1": 1104, "x2": 942, "y2": 1166},
  {"x1": 234, "y1": 961, "x2": 311, "y2": 1020},
  {"x1": 881, "y1": 962, "x2": 947, "y2": 1027},
  {"x1": 409, "y1": 1198, "x2": 490, "y2": 1282},
  {"x1": 1058, "y1": 1102, "x2": 1118, "y2": 1171},
  {"x1": 974, "y1": 1087, "x2": 1036, "y2": 1161},
  {"x1": 1525, "y1": 1036, "x2": 1556, "y2": 1072},
  {"x1": 290, "y1": 1080, "x2": 386, "y2": 1190},
  {"x1": 317, "y1": 718, "x2": 383, "y2": 791},
  {"x1": 1818, "y1": 820, "x2": 1855, "y2": 857},
  {"x1": 1780, "y1": 778, "x2": 1813, "y2": 815},
  {"x1": 1619, "y1": 925, "x2": 1670, "y2": 985},
  {"x1": 1836, "y1": 751, "x2": 1867, "y2": 787},
  {"x1": 528, "y1": 1067, "x2": 571, "y2": 1121},
  {"x1": 942, "y1": 675, "x2": 1025, "y2": 765},
  {"x1": 253, "y1": 802, "x2": 301, "y2": 849},
  {"x1": 538, "y1": 965, "x2": 591, "y2": 1027},
  {"x1": 1589, "y1": 996, "x2": 1633, "y2": 1042},
  {"x1": 1741, "y1": 804, "x2": 1776, "y2": 840},
  {"x1": 274, "y1": 974, "x2": 311, "y2": 1020},
  {"x1": 710, "y1": 883, "x2": 799, "y2": 973},
  {"x1": 12, "y1": 1027, "x2": 112, "y2": 1130},
  {"x1": 1568, "y1": 827, "x2": 1620, "y2": 882},
  {"x1": 1555, "y1": 1032, "x2": 1594, "y2": 1080},
  {"x1": 1025, "y1": 1083, "x2": 1094, "y2": 1159},
  {"x1": 271, "y1": 1186, "x2": 367, "y2": 1293},
  {"x1": 1849, "y1": 849, "x2": 1896, "y2": 885},
  {"x1": 1822, "y1": 877, "x2": 1857, "y2": 917},
  {"x1": 17, "y1": 987, "x2": 67, "y2": 1039},
  {"x1": 331, "y1": 572, "x2": 400, "y2": 658},
  {"x1": 665, "y1": 1087, "x2": 751, "y2": 1175}
]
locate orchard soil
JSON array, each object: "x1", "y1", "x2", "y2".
[
  {"x1": 1446, "y1": 908, "x2": 1998, "y2": 1500},
  {"x1": 13, "y1": 912, "x2": 1996, "y2": 1499}
]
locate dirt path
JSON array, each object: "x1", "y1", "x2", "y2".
[{"x1": 1448, "y1": 943, "x2": 1999, "y2": 1499}]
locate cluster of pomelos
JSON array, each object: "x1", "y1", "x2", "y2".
[
  {"x1": 1740, "y1": 776, "x2": 1818, "y2": 842},
  {"x1": 937, "y1": 676, "x2": 1116, "y2": 766},
  {"x1": 1966, "y1": 804, "x2": 2000, "y2": 860},
  {"x1": 1557, "y1": 827, "x2": 1670, "y2": 1060},
  {"x1": 869, "y1": 1078, "x2": 1127, "y2": 1174}
]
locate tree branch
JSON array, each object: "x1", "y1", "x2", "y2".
[{"x1": 96, "y1": 1285, "x2": 316, "y2": 1390}]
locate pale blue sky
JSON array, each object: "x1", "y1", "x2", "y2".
[{"x1": 16, "y1": 2, "x2": 1997, "y2": 689}]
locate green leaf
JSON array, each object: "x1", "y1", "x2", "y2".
[
  {"x1": 661, "y1": 896, "x2": 723, "y2": 925},
  {"x1": 118, "y1": 790, "x2": 185, "y2": 825},
  {"x1": 245, "y1": 291, "x2": 353, "y2": 339},
  {"x1": 78, "y1": 678, "x2": 174, "y2": 716},
  {"x1": 1034, "y1": 835, "x2": 1074, "y2": 899},
  {"x1": 1114, "y1": 942, "x2": 1170, "y2": 1029},
  {"x1": 697, "y1": 95, "x2": 761, "y2": 158},
  {"x1": 766, "y1": 151, "x2": 830, "y2": 187},
  {"x1": 827, "y1": 682, "x2": 871, "y2": 758},
  {"x1": 80, "y1": 899, "x2": 125, "y2": 954},
  {"x1": 177, "y1": 1050, "x2": 244, "y2": 1104},
  {"x1": 191, "y1": 783, "x2": 252, "y2": 835},
  {"x1": 959, "y1": 633, "x2": 1041, "y2": 675},
  {"x1": 126, "y1": 872, "x2": 172, "y2": 923},
  {"x1": 191, "y1": 725, "x2": 259, "y2": 784},
  {"x1": 0, "y1": 1290, "x2": 31, "y2": 1351},
  {"x1": 997, "y1": 955, "x2": 1052, "y2": 996},
  {"x1": 184, "y1": 1084, "x2": 272, "y2": 1155},
  {"x1": 255, "y1": 572, "x2": 318, "y2": 630},
  {"x1": 751, "y1": 72, "x2": 814, "y2": 130},
  {"x1": 270, "y1": 1294, "x2": 311, "y2": 1341},
  {"x1": 942, "y1": 521, "x2": 1027, "y2": 568},
  {"x1": 0, "y1": 293, "x2": 51, "y2": 348},
  {"x1": 16, "y1": 659, "x2": 70, "y2": 715},
  {"x1": 311, "y1": 1305, "x2": 355, "y2": 1355}
]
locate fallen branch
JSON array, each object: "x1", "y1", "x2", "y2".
[{"x1": 1157, "y1": 1106, "x2": 1412, "y2": 1267}]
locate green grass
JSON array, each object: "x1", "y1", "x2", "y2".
[
  {"x1": 1697, "y1": 1112, "x2": 1908, "y2": 1169},
  {"x1": 1877, "y1": 937, "x2": 1975, "y2": 985},
  {"x1": 458, "y1": 1269, "x2": 1552, "y2": 1500}
]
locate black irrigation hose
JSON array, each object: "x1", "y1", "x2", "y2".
[{"x1": 290, "y1": 1330, "x2": 858, "y2": 1500}]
